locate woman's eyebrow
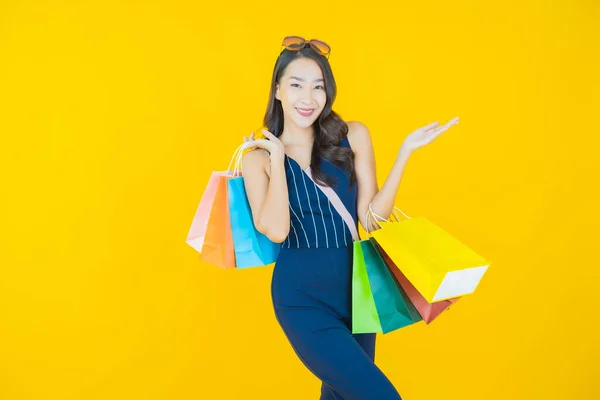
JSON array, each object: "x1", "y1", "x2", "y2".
[{"x1": 289, "y1": 76, "x2": 324, "y2": 82}]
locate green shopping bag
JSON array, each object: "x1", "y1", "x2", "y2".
[
  {"x1": 352, "y1": 238, "x2": 422, "y2": 334},
  {"x1": 352, "y1": 239, "x2": 381, "y2": 333}
]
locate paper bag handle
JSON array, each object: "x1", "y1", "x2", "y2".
[
  {"x1": 225, "y1": 143, "x2": 248, "y2": 177},
  {"x1": 365, "y1": 202, "x2": 411, "y2": 234}
]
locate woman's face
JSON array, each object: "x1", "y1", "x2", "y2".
[{"x1": 275, "y1": 57, "x2": 327, "y2": 130}]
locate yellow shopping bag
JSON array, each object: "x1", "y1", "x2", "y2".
[{"x1": 368, "y1": 204, "x2": 490, "y2": 303}]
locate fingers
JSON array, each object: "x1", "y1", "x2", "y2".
[
  {"x1": 261, "y1": 129, "x2": 276, "y2": 139},
  {"x1": 241, "y1": 140, "x2": 257, "y2": 150},
  {"x1": 428, "y1": 127, "x2": 444, "y2": 138},
  {"x1": 243, "y1": 129, "x2": 275, "y2": 147},
  {"x1": 243, "y1": 132, "x2": 257, "y2": 142},
  {"x1": 242, "y1": 138, "x2": 266, "y2": 149},
  {"x1": 427, "y1": 116, "x2": 460, "y2": 137},
  {"x1": 440, "y1": 116, "x2": 459, "y2": 132},
  {"x1": 423, "y1": 121, "x2": 440, "y2": 132},
  {"x1": 442, "y1": 116, "x2": 459, "y2": 129},
  {"x1": 440, "y1": 117, "x2": 458, "y2": 133}
]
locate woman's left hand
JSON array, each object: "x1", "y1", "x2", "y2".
[{"x1": 401, "y1": 116, "x2": 459, "y2": 153}]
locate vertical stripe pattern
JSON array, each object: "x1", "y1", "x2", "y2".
[{"x1": 281, "y1": 136, "x2": 358, "y2": 249}]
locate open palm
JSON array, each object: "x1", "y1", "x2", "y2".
[{"x1": 402, "y1": 116, "x2": 459, "y2": 152}]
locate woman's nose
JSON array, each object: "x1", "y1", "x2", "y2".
[{"x1": 301, "y1": 88, "x2": 313, "y2": 102}]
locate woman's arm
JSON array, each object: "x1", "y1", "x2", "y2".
[
  {"x1": 348, "y1": 117, "x2": 458, "y2": 232},
  {"x1": 347, "y1": 121, "x2": 411, "y2": 233},
  {"x1": 242, "y1": 147, "x2": 290, "y2": 243}
]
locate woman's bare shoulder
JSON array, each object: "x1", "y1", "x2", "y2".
[
  {"x1": 345, "y1": 120, "x2": 372, "y2": 152},
  {"x1": 242, "y1": 148, "x2": 271, "y2": 177}
]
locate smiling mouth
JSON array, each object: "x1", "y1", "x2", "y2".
[{"x1": 296, "y1": 108, "x2": 315, "y2": 117}]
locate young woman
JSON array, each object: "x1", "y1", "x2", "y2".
[{"x1": 240, "y1": 36, "x2": 459, "y2": 400}]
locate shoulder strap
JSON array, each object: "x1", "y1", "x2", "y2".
[{"x1": 304, "y1": 167, "x2": 360, "y2": 242}]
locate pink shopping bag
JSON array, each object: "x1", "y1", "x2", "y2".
[{"x1": 185, "y1": 170, "x2": 235, "y2": 253}]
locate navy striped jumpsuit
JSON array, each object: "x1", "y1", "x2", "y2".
[{"x1": 270, "y1": 136, "x2": 402, "y2": 400}]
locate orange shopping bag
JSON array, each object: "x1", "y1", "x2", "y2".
[
  {"x1": 186, "y1": 144, "x2": 246, "y2": 268},
  {"x1": 185, "y1": 171, "x2": 232, "y2": 253},
  {"x1": 199, "y1": 174, "x2": 237, "y2": 268}
]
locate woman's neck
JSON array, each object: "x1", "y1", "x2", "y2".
[{"x1": 279, "y1": 124, "x2": 314, "y2": 146}]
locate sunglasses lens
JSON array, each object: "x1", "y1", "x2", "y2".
[
  {"x1": 310, "y1": 40, "x2": 330, "y2": 55},
  {"x1": 282, "y1": 36, "x2": 305, "y2": 50}
]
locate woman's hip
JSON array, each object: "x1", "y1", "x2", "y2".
[{"x1": 271, "y1": 246, "x2": 353, "y2": 319}]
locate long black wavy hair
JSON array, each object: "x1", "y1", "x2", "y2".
[{"x1": 261, "y1": 44, "x2": 356, "y2": 189}]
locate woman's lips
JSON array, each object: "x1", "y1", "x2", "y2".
[{"x1": 296, "y1": 108, "x2": 315, "y2": 117}]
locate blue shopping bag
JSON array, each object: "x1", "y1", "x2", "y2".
[{"x1": 227, "y1": 176, "x2": 280, "y2": 268}]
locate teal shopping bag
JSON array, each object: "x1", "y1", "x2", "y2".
[
  {"x1": 227, "y1": 176, "x2": 280, "y2": 268},
  {"x1": 361, "y1": 238, "x2": 422, "y2": 333}
]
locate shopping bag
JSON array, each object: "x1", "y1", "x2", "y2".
[
  {"x1": 352, "y1": 238, "x2": 422, "y2": 334},
  {"x1": 198, "y1": 174, "x2": 236, "y2": 268},
  {"x1": 369, "y1": 205, "x2": 490, "y2": 303},
  {"x1": 376, "y1": 241, "x2": 459, "y2": 324},
  {"x1": 351, "y1": 239, "x2": 382, "y2": 333},
  {"x1": 186, "y1": 143, "x2": 254, "y2": 269},
  {"x1": 185, "y1": 171, "x2": 234, "y2": 253},
  {"x1": 227, "y1": 176, "x2": 280, "y2": 268},
  {"x1": 363, "y1": 238, "x2": 423, "y2": 333}
]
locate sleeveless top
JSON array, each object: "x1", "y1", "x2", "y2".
[{"x1": 281, "y1": 136, "x2": 358, "y2": 249}]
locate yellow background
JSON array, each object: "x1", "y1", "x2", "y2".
[{"x1": 1, "y1": 0, "x2": 598, "y2": 399}]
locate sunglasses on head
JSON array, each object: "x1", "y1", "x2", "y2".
[{"x1": 281, "y1": 36, "x2": 331, "y2": 59}]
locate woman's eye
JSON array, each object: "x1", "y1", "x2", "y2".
[{"x1": 291, "y1": 83, "x2": 324, "y2": 89}]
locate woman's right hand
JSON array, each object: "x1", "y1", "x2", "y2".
[{"x1": 242, "y1": 129, "x2": 285, "y2": 159}]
